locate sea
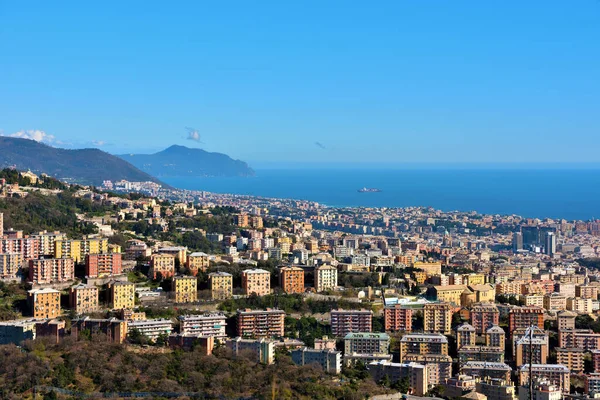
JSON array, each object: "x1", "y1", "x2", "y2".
[{"x1": 162, "y1": 168, "x2": 600, "y2": 221}]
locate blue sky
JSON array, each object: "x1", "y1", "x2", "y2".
[{"x1": 1, "y1": 1, "x2": 599, "y2": 164}]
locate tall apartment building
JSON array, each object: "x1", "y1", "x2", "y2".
[
  {"x1": 187, "y1": 252, "x2": 210, "y2": 274},
  {"x1": 208, "y1": 271, "x2": 233, "y2": 300},
  {"x1": 279, "y1": 266, "x2": 304, "y2": 294},
  {"x1": 241, "y1": 268, "x2": 271, "y2": 296},
  {"x1": 172, "y1": 276, "x2": 197, "y2": 303},
  {"x1": 28, "y1": 257, "x2": 75, "y2": 284},
  {"x1": 576, "y1": 285, "x2": 599, "y2": 300},
  {"x1": 384, "y1": 305, "x2": 412, "y2": 332},
  {"x1": 314, "y1": 265, "x2": 338, "y2": 292},
  {"x1": 486, "y1": 325, "x2": 506, "y2": 350},
  {"x1": 519, "y1": 364, "x2": 570, "y2": 394},
  {"x1": 515, "y1": 334, "x2": 549, "y2": 367},
  {"x1": 236, "y1": 308, "x2": 285, "y2": 338},
  {"x1": 233, "y1": 213, "x2": 249, "y2": 227},
  {"x1": 399, "y1": 333, "x2": 449, "y2": 360},
  {"x1": 0, "y1": 253, "x2": 23, "y2": 281},
  {"x1": 557, "y1": 310, "x2": 577, "y2": 330},
  {"x1": 344, "y1": 332, "x2": 390, "y2": 355},
  {"x1": 456, "y1": 323, "x2": 476, "y2": 348},
  {"x1": 69, "y1": 284, "x2": 99, "y2": 314},
  {"x1": 402, "y1": 353, "x2": 453, "y2": 386},
  {"x1": 226, "y1": 337, "x2": 275, "y2": 364},
  {"x1": 85, "y1": 253, "x2": 122, "y2": 278},
  {"x1": 555, "y1": 347, "x2": 585, "y2": 373},
  {"x1": 28, "y1": 288, "x2": 60, "y2": 319},
  {"x1": 149, "y1": 253, "x2": 176, "y2": 280},
  {"x1": 470, "y1": 302, "x2": 500, "y2": 335},
  {"x1": 559, "y1": 329, "x2": 600, "y2": 350},
  {"x1": 1, "y1": 236, "x2": 40, "y2": 260},
  {"x1": 54, "y1": 238, "x2": 109, "y2": 263},
  {"x1": 330, "y1": 309, "x2": 373, "y2": 337},
  {"x1": 291, "y1": 348, "x2": 342, "y2": 374},
  {"x1": 107, "y1": 281, "x2": 135, "y2": 310},
  {"x1": 179, "y1": 313, "x2": 227, "y2": 339},
  {"x1": 508, "y1": 306, "x2": 544, "y2": 332},
  {"x1": 423, "y1": 302, "x2": 454, "y2": 335}
]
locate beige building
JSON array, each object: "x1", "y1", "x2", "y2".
[
  {"x1": 423, "y1": 303, "x2": 454, "y2": 335},
  {"x1": 556, "y1": 347, "x2": 585, "y2": 373},
  {"x1": 413, "y1": 261, "x2": 442, "y2": 276},
  {"x1": 69, "y1": 284, "x2": 99, "y2": 314},
  {"x1": 242, "y1": 268, "x2": 271, "y2": 296},
  {"x1": 543, "y1": 292, "x2": 567, "y2": 311},
  {"x1": 486, "y1": 325, "x2": 506, "y2": 351},
  {"x1": 457, "y1": 323, "x2": 476, "y2": 348},
  {"x1": 209, "y1": 271, "x2": 233, "y2": 300},
  {"x1": 187, "y1": 252, "x2": 210, "y2": 274},
  {"x1": 519, "y1": 294, "x2": 544, "y2": 307},
  {"x1": 429, "y1": 285, "x2": 467, "y2": 305},
  {"x1": 28, "y1": 288, "x2": 60, "y2": 319},
  {"x1": 314, "y1": 264, "x2": 338, "y2": 292},
  {"x1": 149, "y1": 253, "x2": 176, "y2": 280},
  {"x1": 557, "y1": 310, "x2": 577, "y2": 330},
  {"x1": 172, "y1": 276, "x2": 197, "y2": 303},
  {"x1": 567, "y1": 297, "x2": 593, "y2": 314},
  {"x1": 107, "y1": 281, "x2": 135, "y2": 310}
]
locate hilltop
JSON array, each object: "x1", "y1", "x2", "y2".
[
  {"x1": 0, "y1": 137, "x2": 164, "y2": 186},
  {"x1": 119, "y1": 145, "x2": 255, "y2": 177}
]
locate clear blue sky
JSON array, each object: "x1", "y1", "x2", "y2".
[{"x1": 1, "y1": 1, "x2": 599, "y2": 165}]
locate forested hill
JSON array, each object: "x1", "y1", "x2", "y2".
[{"x1": 0, "y1": 137, "x2": 164, "y2": 186}]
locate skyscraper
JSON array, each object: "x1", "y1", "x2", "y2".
[
  {"x1": 512, "y1": 232, "x2": 523, "y2": 252},
  {"x1": 545, "y1": 232, "x2": 556, "y2": 256}
]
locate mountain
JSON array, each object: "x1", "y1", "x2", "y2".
[
  {"x1": 119, "y1": 145, "x2": 255, "y2": 178},
  {"x1": 0, "y1": 137, "x2": 164, "y2": 186}
]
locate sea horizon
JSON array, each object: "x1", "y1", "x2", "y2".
[{"x1": 162, "y1": 168, "x2": 600, "y2": 221}]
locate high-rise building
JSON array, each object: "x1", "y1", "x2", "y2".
[
  {"x1": 556, "y1": 310, "x2": 577, "y2": 330},
  {"x1": 85, "y1": 253, "x2": 122, "y2": 278},
  {"x1": 519, "y1": 364, "x2": 570, "y2": 394},
  {"x1": 423, "y1": 302, "x2": 454, "y2": 334},
  {"x1": 545, "y1": 232, "x2": 556, "y2": 256},
  {"x1": 172, "y1": 276, "x2": 197, "y2": 303},
  {"x1": 0, "y1": 253, "x2": 23, "y2": 281},
  {"x1": 486, "y1": 325, "x2": 506, "y2": 351},
  {"x1": 226, "y1": 337, "x2": 275, "y2": 364},
  {"x1": 344, "y1": 332, "x2": 390, "y2": 355},
  {"x1": 330, "y1": 309, "x2": 373, "y2": 337},
  {"x1": 384, "y1": 305, "x2": 412, "y2": 332},
  {"x1": 555, "y1": 347, "x2": 585, "y2": 373},
  {"x1": 508, "y1": 306, "x2": 544, "y2": 332},
  {"x1": 314, "y1": 265, "x2": 338, "y2": 292},
  {"x1": 470, "y1": 302, "x2": 500, "y2": 335},
  {"x1": 178, "y1": 313, "x2": 227, "y2": 339},
  {"x1": 69, "y1": 284, "x2": 99, "y2": 314},
  {"x1": 28, "y1": 257, "x2": 75, "y2": 284},
  {"x1": 242, "y1": 268, "x2": 271, "y2": 296},
  {"x1": 512, "y1": 232, "x2": 523, "y2": 252},
  {"x1": 28, "y1": 288, "x2": 61, "y2": 319},
  {"x1": 107, "y1": 281, "x2": 135, "y2": 310},
  {"x1": 279, "y1": 266, "x2": 305, "y2": 294},
  {"x1": 400, "y1": 333, "x2": 449, "y2": 360},
  {"x1": 209, "y1": 271, "x2": 233, "y2": 300},
  {"x1": 456, "y1": 323, "x2": 476, "y2": 348},
  {"x1": 236, "y1": 308, "x2": 285, "y2": 338}
]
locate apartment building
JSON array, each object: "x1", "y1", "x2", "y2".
[
  {"x1": 555, "y1": 347, "x2": 585, "y2": 373},
  {"x1": 0, "y1": 253, "x2": 23, "y2": 281},
  {"x1": 71, "y1": 317, "x2": 128, "y2": 344},
  {"x1": 330, "y1": 309, "x2": 373, "y2": 337},
  {"x1": 1, "y1": 236, "x2": 40, "y2": 260},
  {"x1": 576, "y1": 285, "x2": 599, "y2": 300},
  {"x1": 470, "y1": 302, "x2": 500, "y2": 335},
  {"x1": 236, "y1": 308, "x2": 285, "y2": 338},
  {"x1": 168, "y1": 333, "x2": 215, "y2": 354},
  {"x1": 128, "y1": 319, "x2": 173, "y2": 341},
  {"x1": 496, "y1": 281, "x2": 524, "y2": 296},
  {"x1": 519, "y1": 364, "x2": 570, "y2": 394},
  {"x1": 242, "y1": 268, "x2": 271, "y2": 296},
  {"x1": 461, "y1": 362, "x2": 512, "y2": 382},
  {"x1": 518, "y1": 294, "x2": 544, "y2": 307},
  {"x1": 402, "y1": 353, "x2": 453, "y2": 385},
  {"x1": 486, "y1": 325, "x2": 506, "y2": 350},
  {"x1": 28, "y1": 288, "x2": 60, "y2": 319},
  {"x1": 423, "y1": 302, "x2": 454, "y2": 334},
  {"x1": 54, "y1": 238, "x2": 109, "y2": 263},
  {"x1": 400, "y1": 333, "x2": 449, "y2": 360},
  {"x1": 367, "y1": 360, "x2": 428, "y2": 396},
  {"x1": 559, "y1": 329, "x2": 600, "y2": 350},
  {"x1": 344, "y1": 332, "x2": 390, "y2": 355},
  {"x1": 457, "y1": 346, "x2": 504, "y2": 366},
  {"x1": 107, "y1": 281, "x2": 135, "y2": 310},
  {"x1": 187, "y1": 252, "x2": 210, "y2": 274},
  {"x1": 208, "y1": 271, "x2": 233, "y2": 300},
  {"x1": 149, "y1": 253, "x2": 175, "y2": 280},
  {"x1": 226, "y1": 337, "x2": 275, "y2": 364},
  {"x1": 508, "y1": 306, "x2": 544, "y2": 332},
  {"x1": 291, "y1": 348, "x2": 342, "y2": 374},
  {"x1": 0, "y1": 320, "x2": 36, "y2": 345},
  {"x1": 279, "y1": 266, "x2": 305, "y2": 294},
  {"x1": 457, "y1": 323, "x2": 476, "y2": 348},
  {"x1": 158, "y1": 246, "x2": 187, "y2": 265},
  {"x1": 567, "y1": 297, "x2": 593, "y2": 314},
  {"x1": 69, "y1": 283, "x2": 99, "y2": 314},
  {"x1": 30, "y1": 231, "x2": 66, "y2": 256},
  {"x1": 384, "y1": 305, "x2": 412, "y2": 332},
  {"x1": 314, "y1": 264, "x2": 338, "y2": 292},
  {"x1": 172, "y1": 276, "x2": 197, "y2": 303},
  {"x1": 179, "y1": 313, "x2": 227, "y2": 339},
  {"x1": 543, "y1": 292, "x2": 567, "y2": 311},
  {"x1": 85, "y1": 253, "x2": 122, "y2": 278},
  {"x1": 515, "y1": 335, "x2": 549, "y2": 367},
  {"x1": 28, "y1": 257, "x2": 74, "y2": 284},
  {"x1": 557, "y1": 310, "x2": 577, "y2": 330}
]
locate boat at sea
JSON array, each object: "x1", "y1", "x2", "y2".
[{"x1": 358, "y1": 187, "x2": 382, "y2": 193}]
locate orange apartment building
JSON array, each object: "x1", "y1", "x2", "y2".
[
  {"x1": 384, "y1": 305, "x2": 412, "y2": 332},
  {"x1": 85, "y1": 253, "x2": 122, "y2": 278},
  {"x1": 236, "y1": 308, "x2": 285, "y2": 338},
  {"x1": 29, "y1": 257, "x2": 75, "y2": 284},
  {"x1": 508, "y1": 306, "x2": 544, "y2": 332},
  {"x1": 28, "y1": 288, "x2": 61, "y2": 319},
  {"x1": 279, "y1": 266, "x2": 304, "y2": 294}
]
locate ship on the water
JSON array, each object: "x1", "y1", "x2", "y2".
[{"x1": 358, "y1": 187, "x2": 382, "y2": 193}]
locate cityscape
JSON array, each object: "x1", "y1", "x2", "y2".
[{"x1": 1, "y1": 171, "x2": 600, "y2": 399}]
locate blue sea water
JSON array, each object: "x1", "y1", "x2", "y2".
[{"x1": 163, "y1": 169, "x2": 600, "y2": 221}]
